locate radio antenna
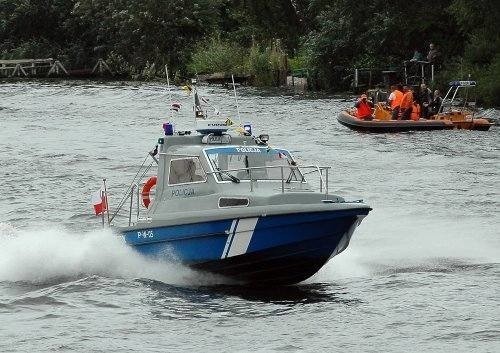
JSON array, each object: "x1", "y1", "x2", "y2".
[
  {"x1": 232, "y1": 74, "x2": 242, "y2": 125},
  {"x1": 165, "y1": 64, "x2": 173, "y2": 119}
]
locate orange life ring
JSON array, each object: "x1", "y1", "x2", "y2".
[{"x1": 141, "y1": 176, "x2": 157, "y2": 208}]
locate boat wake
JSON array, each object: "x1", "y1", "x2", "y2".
[
  {"x1": 0, "y1": 223, "x2": 227, "y2": 286},
  {"x1": 312, "y1": 209, "x2": 500, "y2": 282}
]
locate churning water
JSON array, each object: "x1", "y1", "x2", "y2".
[{"x1": 0, "y1": 81, "x2": 499, "y2": 352}]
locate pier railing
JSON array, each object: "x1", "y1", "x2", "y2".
[{"x1": 0, "y1": 58, "x2": 70, "y2": 77}]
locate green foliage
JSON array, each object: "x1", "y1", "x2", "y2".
[
  {"x1": 300, "y1": 0, "x2": 461, "y2": 89},
  {"x1": 187, "y1": 36, "x2": 247, "y2": 75},
  {"x1": 105, "y1": 51, "x2": 133, "y2": 76},
  {"x1": 0, "y1": 0, "x2": 498, "y2": 104},
  {"x1": 445, "y1": 0, "x2": 500, "y2": 105},
  {"x1": 246, "y1": 40, "x2": 288, "y2": 86},
  {"x1": 187, "y1": 37, "x2": 287, "y2": 86},
  {"x1": 288, "y1": 54, "x2": 308, "y2": 72},
  {"x1": 478, "y1": 55, "x2": 500, "y2": 106}
]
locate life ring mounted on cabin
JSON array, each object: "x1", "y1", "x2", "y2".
[{"x1": 141, "y1": 176, "x2": 157, "y2": 208}]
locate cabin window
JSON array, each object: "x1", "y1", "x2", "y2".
[
  {"x1": 205, "y1": 147, "x2": 304, "y2": 182},
  {"x1": 168, "y1": 157, "x2": 206, "y2": 185},
  {"x1": 218, "y1": 198, "x2": 249, "y2": 208}
]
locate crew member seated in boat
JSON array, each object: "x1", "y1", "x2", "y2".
[
  {"x1": 429, "y1": 89, "x2": 443, "y2": 116},
  {"x1": 411, "y1": 100, "x2": 421, "y2": 121},
  {"x1": 418, "y1": 83, "x2": 432, "y2": 119},
  {"x1": 387, "y1": 85, "x2": 404, "y2": 120},
  {"x1": 355, "y1": 94, "x2": 374, "y2": 120},
  {"x1": 400, "y1": 86, "x2": 414, "y2": 120},
  {"x1": 169, "y1": 158, "x2": 205, "y2": 184}
]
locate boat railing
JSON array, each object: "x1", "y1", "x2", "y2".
[
  {"x1": 108, "y1": 154, "x2": 157, "y2": 226},
  {"x1": 205, "y1": 164, "x2": 331, "y2": 196},
  {"x1": 111, "y1": 163, "x2": 330, "y2": 227}
]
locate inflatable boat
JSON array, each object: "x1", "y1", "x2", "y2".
[{"x1": 337, "y1": 111, "x2": 454, "y2": 132}]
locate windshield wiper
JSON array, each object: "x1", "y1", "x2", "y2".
[{"x1": 216, "y1": 168, "x2": 240, "y2": 183}]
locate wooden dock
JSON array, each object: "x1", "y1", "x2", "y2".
[
  {"x1": 0, "y1": 58, "x2": 113, "y2": 78},
  {"x1": 0, "y1": 58, "x2": 71, "y2": 77}
]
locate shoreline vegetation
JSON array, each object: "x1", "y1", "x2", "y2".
[{"x1": 1, "y1": 1, "x2": 499, "y2": 106}]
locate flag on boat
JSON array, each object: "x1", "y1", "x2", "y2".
[
  {"x1": 225, "y1": 118, "x2": 234, "y2": 126},
  {"x1": 194, "y1": 91, "x2": 202, "y2": 108},
  {"x1": 181, "y1": 85, "x2": 192, "y2": 94},
  {"x1": 171, "y1": 102, "x2": 181, "y2": 112},
  {"x1": 91, "y1": 188, "x2": 108, "y2": 216},
  {"x1": 194, "y1": 91, "x2": 204, "y2": 117}
]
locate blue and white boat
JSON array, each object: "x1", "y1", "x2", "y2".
[{"x1": 109, "y1": 88, "x2": 371, "y2": 285}]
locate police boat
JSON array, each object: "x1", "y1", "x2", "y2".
[{"x1": 107, "y1": 94, "x2": 371, "y2": 286}]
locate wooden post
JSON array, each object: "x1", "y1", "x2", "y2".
[
  {"x1": 12, "y1": 64, "x2": 27, "y2": 77},
  {"x1": 47, "y1": 60, "x2": 68, "y2": 76},
  {"x1": 92, "y1": 59, "x2": 113, "y2": 76}
]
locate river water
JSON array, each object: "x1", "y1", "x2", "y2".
[{"x1": 0, "y1": 81, "x2": 499, "y2": 352}]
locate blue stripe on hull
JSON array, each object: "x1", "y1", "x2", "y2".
[{"x1": 124, "y1": 219, "x2": 232, "y2": 262}]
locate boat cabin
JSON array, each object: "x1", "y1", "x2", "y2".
[{"x1": 111, "y1": 127, "x2": 336, "y2": 227}]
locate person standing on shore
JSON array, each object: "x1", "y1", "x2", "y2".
[{"x1": 427, "y1": 43, "x2": 441, "y2": 64}]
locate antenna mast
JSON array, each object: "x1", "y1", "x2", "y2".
[
  {"x1": 232, "y1": 74, "x2": 242, "y2": 125},
  {"x1": 165, "y1": 65, "x2": 173, "y2": 119}
]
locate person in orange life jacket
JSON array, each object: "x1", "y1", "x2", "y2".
[
  {"x1": 355, "y1": 94, "x2": 374, "y2": 120},
  {"x1": 411, "y1": 100, "x2": 421, "y2": 121},
  {"x1": 387, "y1": 84, "x2": 404, "y2": 120},
  {"x1": 400, "y1": 86, "x2": 413, "y2": 120}
]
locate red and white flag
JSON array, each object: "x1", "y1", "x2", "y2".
[{"x1": 91, "y1": 188, "x2": 108, "y2": 216}]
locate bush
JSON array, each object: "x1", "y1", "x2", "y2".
[
  {"x1": 187, "y1": 36, "x2": 247, "y2": 75},
  {"x1": 246, "y1": 40, "x2": 287, "y2": 86},
  {"x1": 105, "y1": 51, "x2": 133, "y2": 76}
]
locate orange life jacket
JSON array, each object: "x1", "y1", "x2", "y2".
[
  {"x1": 390, "y1": 90, "x2": 404, "y2": 109},
  {"x1": 400, "y1": 91, "x2": 413, "y2": 109},
  {"x1": 356, "y1": 100, "x2": 372, "y2": 119},
  {"x1": 411, "y1": 102, "x2": 420, "y2": 121}
]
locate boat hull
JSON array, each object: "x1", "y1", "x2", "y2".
[
  {"x1": 337, "y1": 111, "x2": 454, "y2": 132},
  {"x1": 338, "y1": 111, "x2": 493, "y2": 132},
  {"x1": 122, "y1": 208, "x2": 370, "y2": 285}
]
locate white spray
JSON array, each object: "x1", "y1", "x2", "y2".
[{"x1": 0, "y1": 223, "x2": 225, "y2": 285}]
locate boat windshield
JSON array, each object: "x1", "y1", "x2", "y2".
[{"x1": 204, "y1": 147, "x2": 304, "y2": 182}]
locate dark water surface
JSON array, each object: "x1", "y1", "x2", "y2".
[{"x1": 0, "y1": 82, "x2": 499, "y2": 352}]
